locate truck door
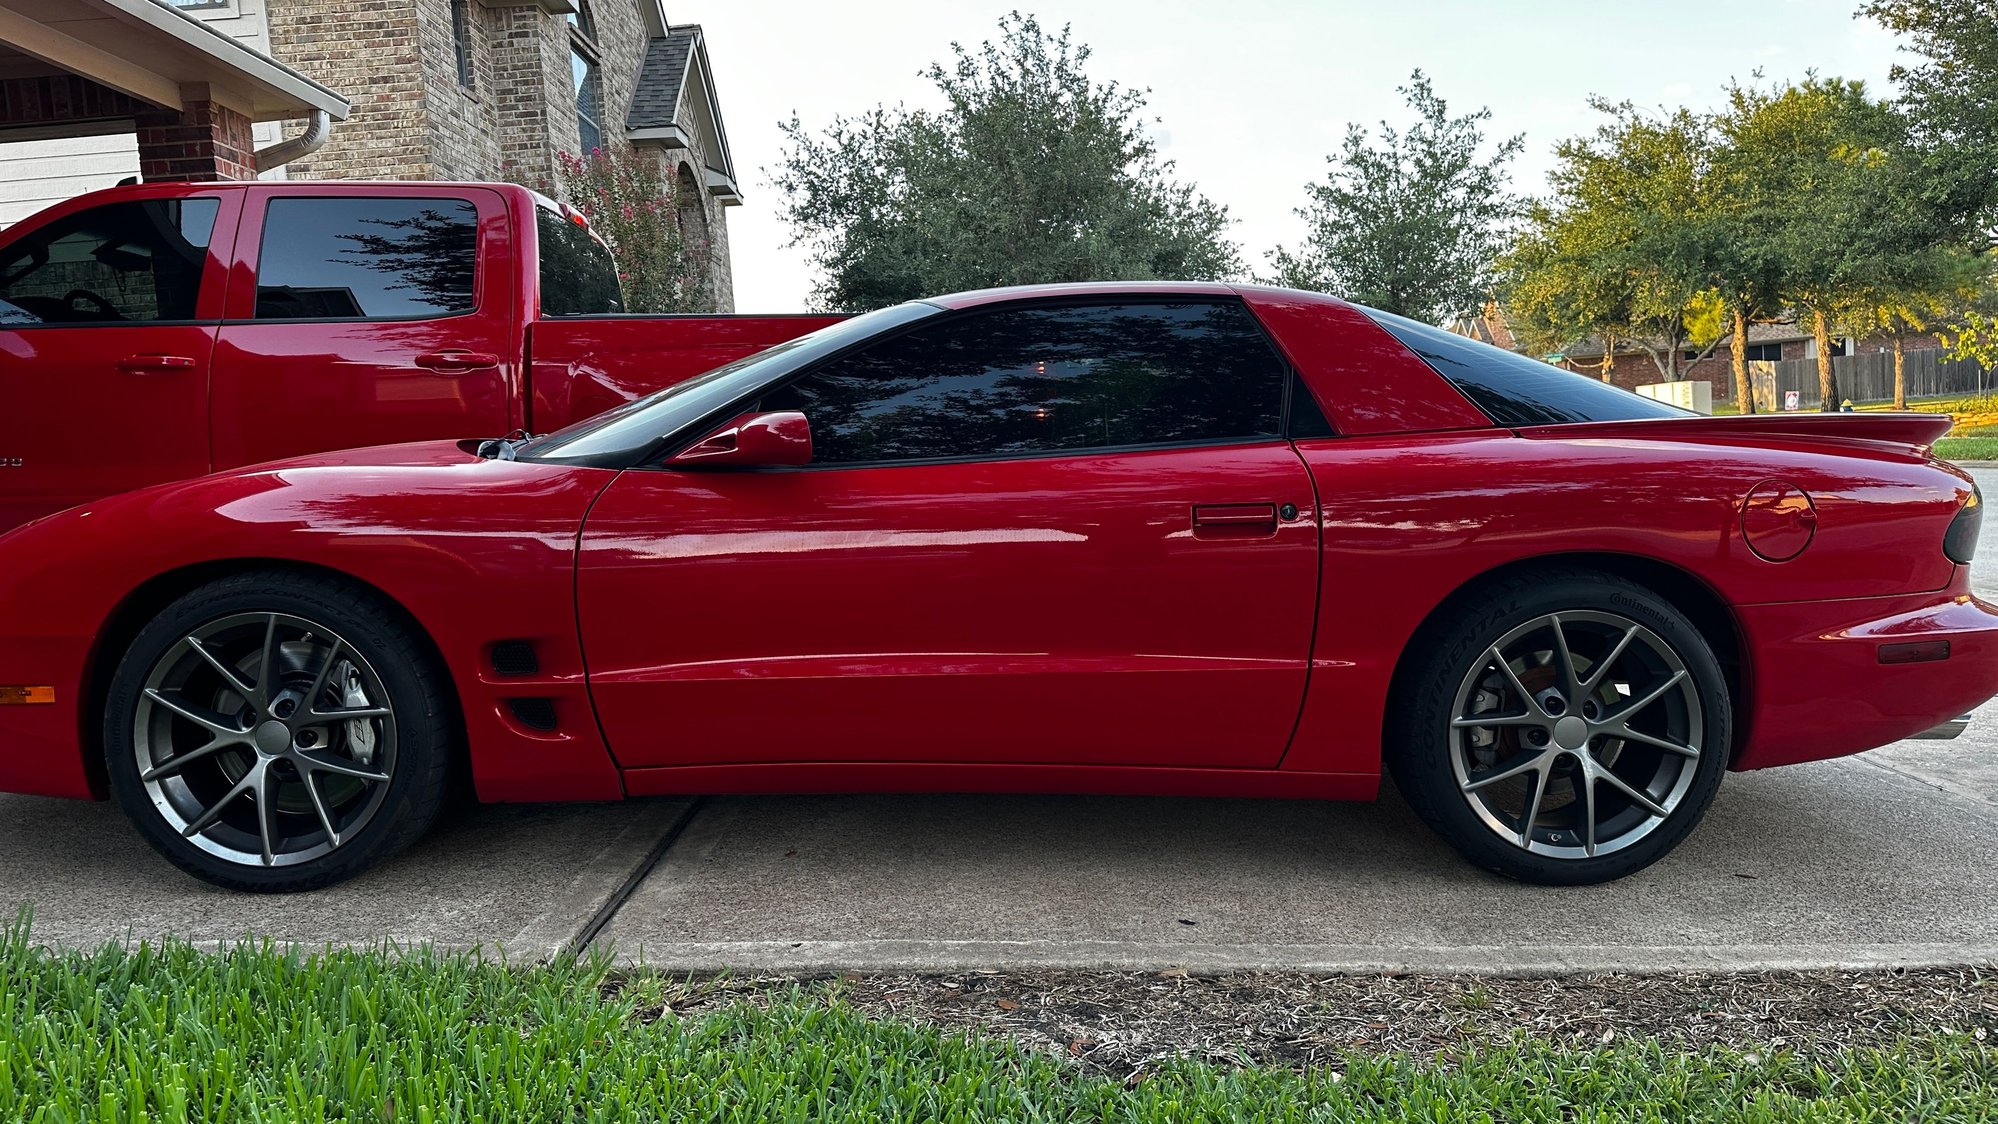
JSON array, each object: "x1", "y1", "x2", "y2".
[
  {"x1": 0, "y1": 191, "x2": 234, "y2": 530},
  {"x1": 209, "y1": 186, "x2": 517, "y2": 470}
]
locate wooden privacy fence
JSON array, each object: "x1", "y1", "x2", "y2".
[{"x1": 1758, "y1": 350, "x2": 1994, "y2": 406}]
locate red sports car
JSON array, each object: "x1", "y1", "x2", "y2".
[{"x1": 0, "y1": 282, "x2": 1990, "y2": 891}]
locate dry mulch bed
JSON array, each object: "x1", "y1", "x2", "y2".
[{"x1": 627, "y1": 967, "x2": 1998, "y2": 1073}]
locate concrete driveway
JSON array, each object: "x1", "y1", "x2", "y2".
[{"x1": 3, "y1": 467, "x2": 1995, "y2": 974}]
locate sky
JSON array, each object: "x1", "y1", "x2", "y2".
[{"x1": 689, "y1": 0, "x2": 1909, "y2": 313}]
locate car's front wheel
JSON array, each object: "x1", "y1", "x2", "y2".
[
  {"x1": 1387, "y1": 569, "x2": 1732, "y2": 885},
  {"x1": 104, "y1": 572, "x2": 455, "y2": 891}
]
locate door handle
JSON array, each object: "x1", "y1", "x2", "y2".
[
  {"x1": 116, "y1": 354, "x2": 196, "y2": 374},
  {"x1": 1192, "y1": 503, "x2": 1279, "y2": 533},
  {"x1": 414, "y1": 350, "x2": 499, "y2": 372}
]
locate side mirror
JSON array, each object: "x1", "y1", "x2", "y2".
[{"x1": 669, "y1": 410, "x2": 813, "y2": 468}]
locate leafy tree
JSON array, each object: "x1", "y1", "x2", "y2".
[
  {"x1": 1858, "y1": 0, "x2": 1998, "y2": 252},
  {"x1": 1502, "y1": 102, "x2": 1723, "y2": 384},
  {"x1": 558, "y1": 146, "x2": 713, "y2": 313},
  {"x1": 1269, "y1": 72, "x2": 1522, "y2": 323},
  {"x1": 771, "y1": 13, "x2": 1240, "y2": 309},
  {"x1": 1844, "y1": 250, "x2": 1983, "y2": 407}
]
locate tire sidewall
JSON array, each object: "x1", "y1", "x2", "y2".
[
  {"x1": 1389, "y1": 571, "x2": 1732, "y2": 885},
  {"x1": 104, "y1": 575, "x2": 451, "y2": 892}
]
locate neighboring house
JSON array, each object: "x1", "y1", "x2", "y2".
[
  {"x1": 1454, "y1": 306, "x2": 1946, "y2": 402},
  {"x1": 0, "y1": 0, "x2": 740, "y2": 307}
]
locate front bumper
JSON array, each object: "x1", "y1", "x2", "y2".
[{"x1": 1734, "y1": 590, "x2": 1998, "y2": 770}]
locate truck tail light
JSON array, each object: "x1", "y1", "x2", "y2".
[{"x1": 1945, "y1": 485, "x2": 1981, "y2": 565}]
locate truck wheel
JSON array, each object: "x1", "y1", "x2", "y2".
[
  {"x1": 104, "y1": 572, "x2": 456, "y2": 892},
  {"x1": 1386, "y1": 569, "x2": 1731, "y2": 885}
]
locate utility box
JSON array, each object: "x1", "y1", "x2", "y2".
[{"x1": 1636, "y1": 380, "x2": 1714, "y2": 415}]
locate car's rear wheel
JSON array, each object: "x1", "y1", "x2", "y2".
[
  {"x1": 1387, "y1": 569, "x2": 1732, "y2": 885},
  {"x1": 104, "y1": 572, "x2": 455, "y2": 891}
]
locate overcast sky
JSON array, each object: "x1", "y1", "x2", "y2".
[{"x1": 690, "y1": 0, "x2": 1908, "y2": 313}]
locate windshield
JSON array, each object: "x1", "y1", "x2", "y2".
[{"x1": 519, "y1": 302, "x2": 937, "y2": 463}]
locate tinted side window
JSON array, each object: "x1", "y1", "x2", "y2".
[
  {"x1": 0, "y1": 198, "x2": 219, "y2": 325},
  {"x1": 255, "y1": 197, "x2": 478, "y2": 320},
  {"x1": 537, "y1": 207, "x2": 623, "y2": 316},
  {"x1": 1366, "y1": 308, "x2": 1689, "y2": 426},
  {"x1": 760, "y1": 301, "x2": 1287, "y2": 465}
]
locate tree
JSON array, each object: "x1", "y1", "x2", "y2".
[
  {"x1": 1269, "y1": 71, "x2": 1521, "y2": 324},
  {"x1": 558, "y1": 147, "x2": 713, "y2": 313},
  {"x1": 1501, "y1": 101, "x2": 1724, "y2": 384},
  {"x1": 1858, "y1": 0, "x2": 1998, "y2": 252},
  {"x1": 1844, "y1": 251, "x2": 1982, "y2": 407},
  {"x1": 771, "y1": 13, "x2": 1240, "y2": 309},
  {"x1": 1726, "y1": 78, "x2": 1915, "y2": 410}
]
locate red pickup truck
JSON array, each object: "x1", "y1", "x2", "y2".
[{"x1": 0, "y1": 181, "x2": 838, "y2": 531}]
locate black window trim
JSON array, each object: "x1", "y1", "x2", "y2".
[
  {"x1": 643, "y1": 293, "x2": 1317, "y2": 473},
  {"x1": 235, "y1": 193, "x2": 484, "y2": 326}
]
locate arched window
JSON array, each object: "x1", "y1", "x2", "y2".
[{"x1": 676, "y1": 164, "x2": 707, "y2": 249}]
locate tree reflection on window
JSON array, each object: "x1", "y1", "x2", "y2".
[
  {"x1": 255, "y1": 197, "x2": 478, "y2": 320},
  {"x1": 761, "y1": 302, "x2": 1287, "y2": 464}
]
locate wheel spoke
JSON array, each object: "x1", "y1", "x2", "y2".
[
  {"x1": 1609, "y1": 668, "x2": 1688, "y2": 724},
  {"x1": 143, "y1": 689, "x2": 249, "y2": 740},
  {"x1": 183, "y1": 636, "x2": 256, "y2": 700},
  {"x1": 1487, "y1": 647, "x2": 1542, "y2": 716},
  {"x1": 299, "y1": 638, "x2": 348, "y2": 727},
  {"x1": 1602, "y1": 723, "x2": 1700, "y2": 759},
  {"x1": 1595, "y1": 767, "x2": 1671, "y2": 819},
  {"x1": 1544, "y1": 614, "x2": 1582, "y2": 698},
  {"x1": 179, "y1": 770, "x2": 257, "y2": 839},
  {"x1": 1517, "y1": 764, "x2": 1547, "y2": 848},
  {"x1": 1450, "y1": 712, "x2": 1540, "y2": 729},
  {"x1": 255, "y1": 614, "x2": 281, "y2": 709},
  {"x1": 253, "y1": 763, "x2": 277, "y2": 866},
  {"x1": 1583, "y1": 625, "x2": 1642, "y2": 693},
  {"x1": 140, "y1": 737, "x2": 237, "y2": 783},
  {"x1": 1463, "y1": 751, "x2": 1546, "y2": 793},
  {"x1": 302, "y1": 770, "x2": 342, "y2": 849},
  {"x1": 1579, "y1": 766, "x2": 1599, "y2": 857},
  {"x1": 295, "y1": 749, "x2": 389, "y2": 784},
  {"x1": 305, "y1": 705, "x2": 391, "y2": 722}
]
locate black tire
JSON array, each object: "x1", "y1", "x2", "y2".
[
  {"x1": 1386, "y1": 568, "x2": 1732, "y2": 885},
  {"x1": 104, "y1": 571, "x2": 456, "y2": 892}
]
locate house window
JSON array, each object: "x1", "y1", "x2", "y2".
[
  {"x1": 572, "y1": 50, "x2": 603, "y2": 152},
  {"x1": 450, "y1": 0, "x2": 473, "y2": 88},
  {"x1": 566, "y1": 0, "x2": 597, "y2": 39},
  {"x1": 1743, "y1": 343, "x2": 1783, "y2": 362},
  {"x1": 162, "y1": 0, "x2": 230, "y2": 9}
]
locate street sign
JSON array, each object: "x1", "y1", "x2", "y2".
[{"x1": 1784, "y1": 390, "x2": 1801, "y2": 411}]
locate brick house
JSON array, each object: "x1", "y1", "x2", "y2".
[
  {"x1": 0, "y1": 0, "x2": 740, "y2": 307},
  {"x1": 1456, "y1": 306, "x2": 1946, "y2": 403}
]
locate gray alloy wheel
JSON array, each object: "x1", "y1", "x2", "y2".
[
  {"x1": 1448, "y1": 610, "x2": 1703, "y2": 859},
  {"x1": 133, "y1": 612, "x2": 397, "y2": 868},
  {"x1": 105, "y1": 571, "x2": 455, "y2": 892},
  {"x1": 1386, "y1": 568, "x2": 1731, "y2": 885}
]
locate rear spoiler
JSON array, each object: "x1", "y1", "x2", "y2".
[{"x1": 1515, "y1": 412, "x2": 1954, "y2": 458}]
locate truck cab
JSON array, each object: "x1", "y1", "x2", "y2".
[{"x1": 0, "y1": 181, "x2": 836, "y2": 530}]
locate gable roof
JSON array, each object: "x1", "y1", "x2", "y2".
[{"x1": 625, "y1": 23, "x2": 738, "y2": 201}]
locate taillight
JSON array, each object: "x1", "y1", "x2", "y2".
[{"x1": 1944, "y1": 484, "x2": 1981, "y2": 564}]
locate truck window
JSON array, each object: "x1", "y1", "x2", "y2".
[
  {"x1": 537, "y1": 206, "x2": 623, "y2": 316},
  {"x1": 254, "y1": 196, "x2": 478, "y2": 320},
  {"x1": 0, "y1": 198, "x2": 219, "y2": 326}
]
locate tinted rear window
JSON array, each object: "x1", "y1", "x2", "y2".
[
  {"x1": 537, "y1": 207, "x2": 622, "y2": 316},
  {"x1": 1365, "y1": 308, "x2": 1690, "y2": 426}
]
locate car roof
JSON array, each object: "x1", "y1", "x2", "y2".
[{"x1": 923, "y1": 280, "x2": 1243, "y2": 310}]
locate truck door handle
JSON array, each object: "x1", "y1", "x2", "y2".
[
  {"x1": 116, "y1": 354, "x2": 196, "y2": 374},
  {"x1": 1192, "y1": 503, "x2": 1279, "y2": 535},
  {"x1": 414, "y1": 350, "x2": 499, "y2": 372}
]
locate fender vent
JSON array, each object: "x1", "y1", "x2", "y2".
[
  {"x1": 491, "y1": 641, "x2": 539, "y2": 677},
  {"x1": 507, "y1": 698, "x2": 558, "y2": 731}
]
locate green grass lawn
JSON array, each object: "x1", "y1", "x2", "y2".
[{"x1": 2, "y1": 922, "x2": 1992, "y2": 1122}]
